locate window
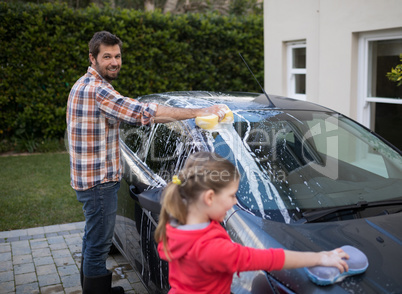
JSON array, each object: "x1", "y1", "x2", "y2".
[
  {"x1": 119, "y1": 123, "x2": 152, "y2": 161},
  {"x1": 357, "y1": 30, "x2": 402, "y2": 150},
  {"x1": 145, "y1": 122, "x2": 201, "y2": 182},
  {"x1": 367, "y1": 39, "x2": 402, "y2": 99},
  {"x1": 120, "y1": 121, "x2": 205, "y2": 184},
  {"x1": 287, "y1": 41, "x2": 306, "y2": 100}
]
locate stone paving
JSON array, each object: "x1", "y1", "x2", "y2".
[{"x1": 0, "y1": 221, "x2": 149, "y2": 294}]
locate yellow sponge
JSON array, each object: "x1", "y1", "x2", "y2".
[
  {"x1": 221, "y1": 107, "x2": 234, "y2": 124},
  {"x1": 195, "y1": 114, "x2": 219, "y2": 130},
  {"x1": 195, "y1": 106, "x2": 234, "y2": 130}
]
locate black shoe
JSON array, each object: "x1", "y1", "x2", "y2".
[
  {"x1": 83, "y1": 271, "x2": 124, "y2": 294},
  {"x1": 111, "y1": 285, "x2": 125, "y2": 294}
]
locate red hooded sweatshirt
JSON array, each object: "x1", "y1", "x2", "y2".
[{"x1": 157, "y1": 220, "x2": 285, "y2": 294}]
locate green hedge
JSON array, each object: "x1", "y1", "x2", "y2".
[{"x1": 0, "y1": 2, "x2": 263, "y2": 141}]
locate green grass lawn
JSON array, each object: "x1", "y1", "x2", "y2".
[{"x1": 0, "y1": 153, "x2": 84, "y2": 231}]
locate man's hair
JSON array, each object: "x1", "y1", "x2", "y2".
[{"x1": 88, "y1": 31, "x2": 123, "y2": 62}]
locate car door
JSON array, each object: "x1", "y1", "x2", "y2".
[{"x1": 117, "y1": 119, "x2": 207, "y2": 293}]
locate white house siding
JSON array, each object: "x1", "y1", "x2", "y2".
[{"x1": 264, "y1": 0, "x2": 402, "y2": 121}]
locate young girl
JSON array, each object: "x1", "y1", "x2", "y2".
[{"x1": 155, "y1": 152, "x2": 349, "y2": 294}]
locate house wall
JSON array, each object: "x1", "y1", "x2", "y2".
[{"x1": 264, "y1": 0, "x2": 402, "y2": 120}]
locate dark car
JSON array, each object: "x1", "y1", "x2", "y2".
[{"x1": 113, "y1": 91, "x2": 402, "y2": 294}]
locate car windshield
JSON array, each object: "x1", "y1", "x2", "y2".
[{"x1": 203, "y1": 110, "x2": 402, "y2": 223}]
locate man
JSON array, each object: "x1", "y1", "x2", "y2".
[{"x1": 66, "y1": 31, "x2": 226, "y2": 294}]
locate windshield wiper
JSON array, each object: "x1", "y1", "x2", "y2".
[{"x1": 299, "y1": 199, "x2": 402, "y2": 223}]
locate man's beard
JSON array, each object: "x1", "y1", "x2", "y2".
[{"x1": 95, "y1": 62, "x2": 120, "y2": 83}]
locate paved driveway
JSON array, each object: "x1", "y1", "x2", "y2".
[{"x1": 0, "y1": 222, "x2": 148, "y2": 294}]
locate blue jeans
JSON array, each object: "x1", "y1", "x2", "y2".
[{"x1": 75, "y1": 181, "x2": 120, "y2": 277}]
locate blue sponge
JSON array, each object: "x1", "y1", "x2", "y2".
[{"x1": 305, "y1": 245, "x2": 369, "y2": 286}]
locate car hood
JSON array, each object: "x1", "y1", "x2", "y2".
[{"x1": 227, "y1": 208, "x2": 402, "y2": 294}]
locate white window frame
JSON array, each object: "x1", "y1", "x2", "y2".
[
  {"x1": 357, "y1": 29, "x2": 402, "y2": 129},
  {"x1": 287, "y1": 41, "x2": 307, "y2": 100}
]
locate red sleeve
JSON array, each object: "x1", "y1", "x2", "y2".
[{"x1": 195, "y1": 231, "x2": 285, "y2": 274}]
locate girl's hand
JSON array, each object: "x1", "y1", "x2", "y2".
[{"x1": 319, "y1": 248, "x2": 349, "y2": 273}]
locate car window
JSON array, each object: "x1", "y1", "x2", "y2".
[
  {"x1": 202, "y1": 110, "x2": 402, "y2": 222},
  {"x1": 119, "y1": 123, "x2": 153, "y2": 162},
  {"x1": 244, "y1": 120, "x2": 316, "y2": 174},
  {"x1": 306, "y1": 116, "x2": 390, "y2": 178},
  {"x1": 120, "y1": 121, "x2": 206, "y2": 184},
  {"x1": 145, "y1": 121, "x2": 202, "y2": 183}
]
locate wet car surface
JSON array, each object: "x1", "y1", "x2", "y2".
[{"x1": 113, "y1": 91, "x2": 402, "y2": 294}]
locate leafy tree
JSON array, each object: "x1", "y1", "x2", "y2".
[{"x1": 387, "y1": 54, "x2": 402, "y2": 86}]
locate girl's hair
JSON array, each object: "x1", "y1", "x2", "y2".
[{"x1": 154, "y1": 152, "x2": 240, "y2": 260}]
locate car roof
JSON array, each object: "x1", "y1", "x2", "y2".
[{"x1": 137, "y1": 91, "x2": 337, "y2": 113}]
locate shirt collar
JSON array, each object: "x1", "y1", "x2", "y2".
[{"x1": 87, "y1": 66, "x2": 110, "y2": 85}]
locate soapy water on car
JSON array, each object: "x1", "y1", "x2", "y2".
[
  {"x1": 193, "y1": 53, "x2": 290, "y2": 222},
  {"x1": 195, "y1": 108, "x2": 291, "y2": 223}
]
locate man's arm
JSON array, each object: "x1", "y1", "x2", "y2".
[
  {"x1": 95, "y1": 85, "x2": 227, "y2": 125},
  {"x1": 153, "y1": 104, "x2": 227, "y2": 123}
]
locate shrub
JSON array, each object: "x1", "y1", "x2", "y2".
[{"x1": 0, "y1": 2, "x2": 263, "y2": 149}]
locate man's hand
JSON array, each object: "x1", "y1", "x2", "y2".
[{"x1": 197, "y1": 104, "x2": 228, "y2": 121}]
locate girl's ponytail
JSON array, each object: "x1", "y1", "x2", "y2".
[{"x1": 154, "y1": 179, "x2": 187, "y2": 261}]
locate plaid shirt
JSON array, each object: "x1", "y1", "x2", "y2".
[{"x1": 66, "y1": 67, "x2": 158, "y2": 191}]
